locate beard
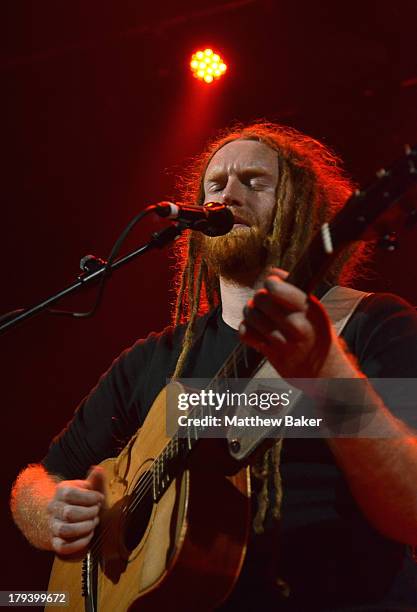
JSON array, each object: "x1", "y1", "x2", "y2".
[{"x1": 201, "y1": 225, "x2": 270, "y2": 286}]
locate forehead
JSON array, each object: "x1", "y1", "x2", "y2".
[{"x1": 204, "y1": 139, "x2": 278, "y2": 177}]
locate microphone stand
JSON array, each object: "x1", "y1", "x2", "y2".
[{"x1": 0, "y1": 223, "x2": 184, "y2": 336}]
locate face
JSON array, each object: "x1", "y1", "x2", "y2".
[
  {"x1": 203, "y1": 139, "x2": 279, "y2": 232},
  {"x1": 201, "y1": 139, "x2": 279, "y2": 284}
]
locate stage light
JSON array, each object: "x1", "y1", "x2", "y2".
[{"x1": 190, "y1": 48, "x2": 227, "y2": 84}]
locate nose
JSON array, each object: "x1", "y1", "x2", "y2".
[{"x1": 221, "y1": 177, "x2": 244, "y2": 207}]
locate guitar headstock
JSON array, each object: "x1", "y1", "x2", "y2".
[
  {"x1": 288, "y1": 144, "x2": 417, "y2": 293},
  {"x1": 330, "y1": 144, "x2": 417, "y2": 247}
]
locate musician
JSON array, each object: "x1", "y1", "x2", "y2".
[{"x1": 10, "y1": 123, "x2": 417, "y2": 610}]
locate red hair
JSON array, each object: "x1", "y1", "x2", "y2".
[{"x1": 172, "y1": 121, "x2": 370, "y2": 329}]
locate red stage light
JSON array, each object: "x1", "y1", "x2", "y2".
[{"x1": 190, "y1": 48, "x2": 227, "y2": 84}]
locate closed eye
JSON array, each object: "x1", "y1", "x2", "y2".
[
  {"x1": 244, "y1": 176, "x2": 269, "y2": 190},
  {"x1": 237, "y1": 169, "x2": 270, "y2": 187},
  {"x1": 206, "y1": 182, "x2": 225, "y2": 192}
]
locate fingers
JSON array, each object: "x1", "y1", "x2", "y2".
[
  {"x1": 50, "y1": 515, "x2": 99, "y2": 541},
  {"x1": 48, "y1": 506, "x2": 100, "y2": 556},
  {"x1": 249, "y1": 291, "x2": 311, "y2": 342},
  {"x1": 86, "y1": 465, "x2": 106, "y2": 496},
  {"x1": 263, "y1": 273, "x2": 309, "y2": 313},
  {"x1": 239, "y1": 271, "x2": 333, "y2": 377},
  {"x1": 51, "y1": 531, "x2": 96, "y2": 556},
  {"x1": 47, "y1": 499, "x2": 101, "y2": 523},
  {"x1": 241, "y1": 301, "x2": 286, "y2": 346},
  {"x1": 47, "y1": 472, "x2": 106, "y2": 556},
  {"x1": 266, "y1": 266, "x2": 289, "y2": 280},
  {"x1": 54, "y1": 479, "x2": 104, "y2": 506},
  {"x1": 242, "y1": 276, "x2": 312, "y2": 347},
  {"x1": 238, "y1": 324, "x2": 284, "y2": 368}
]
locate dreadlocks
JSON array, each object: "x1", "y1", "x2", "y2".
[{"x1": 170, "y1": 121, "x2": 370, "y2": 535}]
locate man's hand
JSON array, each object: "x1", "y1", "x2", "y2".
[
  {"x1": 47, "y1": 466, "x2": 105, "y2": 556},
  {"x1": 239, "y1": 268, "x2": 347, "y2": 379}
]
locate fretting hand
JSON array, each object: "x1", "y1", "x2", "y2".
[{"x1": 239, "y1": 268, "x2": 346, "y2": 379}]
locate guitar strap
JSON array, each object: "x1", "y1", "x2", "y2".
[{"x1": 227, "y1": 285, "x2": 372, "y2": 461}]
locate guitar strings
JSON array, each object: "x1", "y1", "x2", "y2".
[{"x1": 88, "y1": 341, "x2": 256, "y2": 558}]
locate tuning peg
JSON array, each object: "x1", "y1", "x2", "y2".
[
  {"x1": 378, "y1": 232, "x2": 398, "y2": 251},
  {"x1": 376, "y1": 168, "x2": 387, "y2": 178},
  {"x1": 404, "y1": 144, "x2": 412, "y2": 155}
]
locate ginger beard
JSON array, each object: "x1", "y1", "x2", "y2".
[{"x1": 201, "y1": 221, "x2": 273, "y2": 286}]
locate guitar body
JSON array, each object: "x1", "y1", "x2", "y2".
[{"x1": 48, "y1": 383, "x2": 251, "y2": 611}]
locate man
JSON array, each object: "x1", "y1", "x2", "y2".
[{"x1": 11, "y1": 123, "x2": 417, "y2": 610}]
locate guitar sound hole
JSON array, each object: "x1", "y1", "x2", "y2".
[{"x1": 123, "y1": 470, "x2": 154, "y2": 552}]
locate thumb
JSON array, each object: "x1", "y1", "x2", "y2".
[
  {"x1": 86, "y1": 465, "x2": 106, "y2": 496},
  {"x1": 266, "y1": 266, "x2": 289, "y2": 280}
]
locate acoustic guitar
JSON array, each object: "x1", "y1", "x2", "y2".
[{"x1": 48, "y1": 145, "x2": 417, "y2": 611}]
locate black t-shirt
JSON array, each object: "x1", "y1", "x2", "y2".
[{"x1": 42, "y1": 292, "x2": 417, "y2": 611}]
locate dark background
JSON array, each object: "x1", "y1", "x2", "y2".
[{"x1": 2, "y1": 0, "x2": 417, "y2": 594}]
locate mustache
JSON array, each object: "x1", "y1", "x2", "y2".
[{"x1": 228, "y1": 208, "x2": 256, "y2": 226}]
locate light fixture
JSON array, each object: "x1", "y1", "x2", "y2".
[{"x1": 190, "y1": 48, "x2": 227, "y2": 84}]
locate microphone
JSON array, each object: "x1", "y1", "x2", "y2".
[{"x1": 155, "y1": 201, "x2": 234, "y2": 236}]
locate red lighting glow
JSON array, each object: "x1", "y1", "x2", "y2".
[{"x1": 190, "y1": 48, "x2": 227, "y2": 84}]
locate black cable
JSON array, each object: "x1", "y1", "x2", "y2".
[{"x1": 48, "y1": 205, "x2": 158, "y2": 319}]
